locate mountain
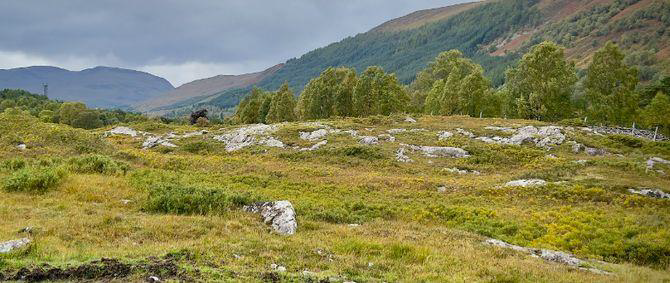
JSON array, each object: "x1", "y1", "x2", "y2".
[
  {"x1": 0, "y1": 66, "x2": 174, "y2": 109},
  {"x1": 134, "y1": 64, "x2": 282, "y2": 116},
  {"x1": 154, "y1": 0, "x2": 670, "y2": 117}
]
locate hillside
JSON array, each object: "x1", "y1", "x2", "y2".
[
  {"x1": 134, "y1": 64, "x2": 283, "y2": 116},
  {"x1": 1, "y1": 111, "x2": 670, "y2": 281},
  {"x1": 0, "y1": 66, "x2": 174, "y2": 109},
  {"x1": 156, "y1": 0, "x2": 669, "y2": 118}
]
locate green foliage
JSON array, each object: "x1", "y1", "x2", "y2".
[
  {"x1": 235, "y1": 87, "x2": 266, "y2": 124},
  {"x1": 182, "y1": 141, "x2": 213, "y2": 154},
  {"x1": 266, "y1": 83, "x2": 297, "y2": 123},
  {"x1": 144, "y1": 183, "x2": 258, "y2": 215},
  {"x1": 67, "y1": 155, "x2": 130, "y2": 175},
  {"x1": 297, "y1": 67, "x2": 357, "y2": 119},
  {"x1": 420, "y1": 50, "x2": 493, "y2": 116},
  {"x1": 1, "y1": 157, "x2": 27, "y2": 171},
  {"x1": 584, "y1": 42, "x2": 639, "y2": 125},
  {"x1": 504, "y1": 41, "x2": 577, "y2": 121},
  {"x1": 329, "y1": 146, "x2": 384, "y2": 160},
  {"x1": 641, "y1": 92, "x2": 670, "y2": 136},
  {"x1": 352, "y1": 66, "x2": 408, "y2": 117},
  {"x1": 2, "y1": 166, "x2": 67, "y2": 193}
]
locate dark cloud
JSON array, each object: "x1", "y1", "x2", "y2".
[{"x1": 0, "y1": 0, "x2": 472, "y2": 85}]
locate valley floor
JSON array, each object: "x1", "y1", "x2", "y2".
[{"x1": 1, "y1": 114, "x2": 669, "y2": 282}]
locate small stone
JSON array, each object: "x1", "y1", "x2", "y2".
[
  {"x1": 300, "y1": 140, "x2": 327, "y2": 151},
  {"x1": 359, "y1": 136, "x2": 379, "y2": 145},
  {"x1": 121, "y1": 199, "x2": 132, "y2": 205},
  {"x1": 300, "y1": 129, "x2": 329, "y2": 141},
  {"x1": 0, "y1": 238, "x2": 30, "y2": 253},
  {"x1": 505, "y1": 179, "x2": 547, "y2": 187},
  {"x1": 148, "y1": 276, "x2": 161, "y2": 283},
  {"x1": 244, "y1": 201, "x2": 297, "y2": 235},
  {"x1": 18, "y1": 227, "x2": 33, "y2": 234},
  {"x1": 628, "y1": 188, "x2": 670, "y2": 199},
  {"x1": 16, "y1": 143, "x2": 26, "y2": 150},
  {"x1": 437, "y1": 131, "x2": 453, "y2": 140},
  {"x1": 456, "y1": 128, "x2": 475, "y2": 138},
  {"x1": 302, "y1": 270, "x2": 316, "y2": 277},
  {"x1": 395, "y1": 148, "x2": 413, "y2": 163},
  {"x1": 348, "y1": 224, "x2": 361, "y2": 227},
  {"x1": 437, "y1": 186, "x2": 447, "y2": 193},
  {"x1": 277, "y1": 266, "x2": 286, "y2": 272},
  {"x1": 387, "y1": 128, "x2": 407, "y2": 134},
  {"x1": 404, "y1": 117, "x2": 417, "y2": 123}
]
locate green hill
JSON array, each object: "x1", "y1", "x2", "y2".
[{"x1": 155, "y1": 0, "x2": 670, "y2": 119}]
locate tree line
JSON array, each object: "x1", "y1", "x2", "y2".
[
  {"x1": 235, "y1": 40, "x2": 670, "y2": 135},
  {"x1": 0, "y1": 89, "x2": 146, "y2": 129}
]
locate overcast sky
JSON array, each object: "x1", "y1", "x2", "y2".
[{"x1": 0, "y1": 0, "x2": 471, "y2": 86}]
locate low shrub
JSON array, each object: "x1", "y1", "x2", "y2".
[
  {"x1": 606, "y1": 134, "x2": 644, "y2": 148},
  {"x1": 182, "y1": 141, "x2": 212, "y2": 154},
  {"x1": 1, "y1": 157, "x2": 26, "y2": 171},
  {"x1": 2, "y1": 166, "x2": 67, "y2": 193},
  {"x1": 328, "y1": 146, "x2": 384, "y2": 160},
  {"x1": 144, "y1": 183, "x2": 258, "y2": 215},
  {"x1": 67, "y1": 155, "x2": 130, "y2": 175}
]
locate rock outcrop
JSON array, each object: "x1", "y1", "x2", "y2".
[
  {"x1": 628, "y1": 188, "x2": 670, "y2": 199},
  {"x1": 646, "y1": 157, "x2": 670, "y2": 171},
  {"x1": 505, "y1": 179, "x2": 547, "y2": 187},
  {"x1": 244, "y1": 201, "x2": 297, "y2": 235},
  {"x1": 300, "y1": 129, "x2": 329, "y2": 141},
  {"x1": 437, "y1": 131, "x2": 453, "y2": 140},
  {"x1": 106, "y1": 126, "x2": 140, "y2": 137},
  {"x1": 359, "y1": 136, "x2": 379, "y2": 145},
  {"x1": 142, "y1": 136, "x2": 177, "y2": 149},
  {"x1": 0, "y1": 238, "x2": 30, "y2": 253},
  {"x1": 395, "y1": 148, "x2": 413, "y2": 163},
  {"x1": 485, "y1": 239, "x2": 609, "y2": 275},
  {"x1": 213, "y1": 124, "x2": 284, "y2": 152},
  {"x1": 402, "y1": 144, "x2": 469, "y2": 158}
]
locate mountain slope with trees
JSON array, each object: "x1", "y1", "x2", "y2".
[{"x1": 157, "y1": 0, "x2": 669, "y2": 118}]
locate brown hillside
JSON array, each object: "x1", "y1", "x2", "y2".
[
  {"x1": 134, "y1": 64, "x2": 283, "y2": 113},
  {"x1": 370, "y1": 1, "x2": 484, "y2": 33}
]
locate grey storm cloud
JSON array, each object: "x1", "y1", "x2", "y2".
[{"x1": 0, "y1": 0, "x2": 471, "y2": 85}]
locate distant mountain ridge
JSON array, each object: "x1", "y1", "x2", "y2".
[
  {"x1": 135, "y1": 64, "x2": 283, "y2": 116},
  {"x1": 0, "y1": 66, "x2": 174, "y2": 108}
]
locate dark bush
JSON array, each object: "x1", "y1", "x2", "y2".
[
  {"x1": 144, "y1": 183, "x2": 258, "y2": 215},
  {"x1": 68, "y1": 155, "x2": 130, "y2": 175},
  {"x1": 3, "y1": 167, "x2": 67, "y2": 193}
]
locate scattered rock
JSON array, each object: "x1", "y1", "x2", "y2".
[
  {"x1": 628, "y1": 188, "x2": 670, "y2": 199},
  {"x1": 437, "y1": 131, "x2": 453, "y2": 140},
  {"x1": 404, "y1": 116, "x2": 417, "y2": 123},
  {"x1": 359, "y1": 136, "x2": 379, "y2": 145},
  {"x1": 585, "y1": 126, "x2": 668, "y2": 141},
  {"x1": 300, "y1": 140, "x2": 327, "y2": 151},
  {"x1": 181, "y1": 130, "x2": 208, "y2": 138},
  {"x1": 18, "y1": 227, "x2": 33, "y2": 234},
  {"x1": 443, "y1": 167, "x2": 480, "y2": 175},
  {"x1": 477, "y1": 126, "x2": 565, "y2": 148},
  {"x1": 409, "y1": 128, "x2": 427, "y2": 132},
  {"x1": 142, "y1": 137, "x2": 177, "y2": 149},
  {"x1": 574, "y1": 160, "x2": 588, "y2": 165},
  {"x1": 106, "y1": 126, "x2": 139, "y2": 137},
  {"x1": 300, "y1": 129, "x2": 329, "y2": 141},
  {"x1": 437, "y1": 186, "x2": 447, "y2": 193},
  {"x1": 348, "y1": 224, "x2": 361, "y2": 227},
  {"x1": 148, "y1": 275, "x2": 161, "y2": 283},
  {"x1": 403, "y1": 144, "x2": 469, "y2": 158},
  {"x1": 646, "y1": 157, "x2": 670, "y2": 171},
  {"x1": 387, "y1": 128, "x2": 407, "y2": 134},
  {"x1": 546, "y1": 154, "x2": 557, "y2": 159},
  {"x1": 456, "y1": 128, "x2": 475, "y2": 138},
  {"x1": 244, "y1": 201, "x2": 297, "y2": 235},
  {"x1": 121, "y1": 199, "x2": 132, "y2": 205},
  {"x1": 505, "y1": 179, "x2": 547, "y2": 187},
  {"x1": 270, "y1": 264, "x2": 287, "y2": 272},
  {"x1": 485, "y1": 239, "x2": 609, "y2": 275},
  {"x1": 585, "y1": 147, "x2": 607, "y2": 156},
  {"x1": 377, "y1": 134, "x2": 395, "y2": 142},
  {"x1": 16, "y1": 143, "x2": 26, "y2": 150},
  {"x1": 395, "y1": 148, "x2": 413, "y2": 163},
  {"x1": 302, "y1": 270, "x2": 316, "y2": 277},
  {"x1": 0, "y1": 238, "x2": 30, "y2": 253},
  {"x1": 213, "y1": 124, "x2": 283, "y2": 152}
]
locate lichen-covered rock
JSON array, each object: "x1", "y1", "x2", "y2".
[
  {"x1": 181, "y1": 130, "x2": 208, "y2": 138},
  {"x1": 213, "y1": 124, "x2": 282, "y2": 152},
  {"x1": 300, "y1": 140, "x2": 327, "y2": 151},
  {"x1": 16, "y1": 143, "x2": 26, "y2": 150},
  {"x1": 377, "y1": 134, "x2": 395, "y2": 142},
  {"x1": 244, "y1": 201, "x2": 297, "y2": 235},
  {"x1": 585, "y1": 147, "x2": 607, "y2": 156},
  {"x1": 628, "y1": 188, "x2": 670, "y2": 199},
  {"x1": 142, "y1": 137, "x2": 177, "y2": 149},
  {"x1": 536, "y1": 126, "x2": 565, "y2": 148},
  {"x1": 477, "y1": 126, "x2": 565, "y2": 148},
  {"x1": 485, "y1": 126, "x2": 516, "y2": 133},
  {"x1": 107, "y1": 126, "x2": 139, "y2": 137},
  {"x1": 505, "y1": 179, "x2": 547, "y2": 187},
  {"x1": 646, "y1": 157, "x2": 670, "y2": 170},
  {"x1": 485, "y1": 239, "x2": 608, "y2": 274},
  {"x1": 0, "y1": 238, "x2": 30, "y2": 253},
  {"x1": 403, "y1": 144, "x2": 469, "y2": 158},
  {"x1": 437, "y1": 131, "x2": 453, "y2": 140},
  {"x1": 300, "y1": 129, "x2": 329, "y2": 141},
  {"x1": 456, "y1": 128, "x2": 475, "y2": 138},
  {"x1": 444, "y1": 167, "x2": 480, "y2": 175},
  {"x1": 359, "y1": 136, "x2": 379, "y2": 145},
  {"x1": 395, "y1": 148, "x2": 412, "y2": 163}
]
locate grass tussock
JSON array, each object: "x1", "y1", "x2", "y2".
[
  {"x1": 67, "y1": 155, "x2": 131, "y2": 175},
  {"x1": 2, "y1": 166, "x2": 67, "y2": 193},
  {"x1": 144, "y1": 183, "x2": 259, "y2": 215}
]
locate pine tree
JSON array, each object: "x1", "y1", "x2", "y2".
[
  {"x1": 585, "y1": 41, "x2": 639, "y2": 125},
  {"x1": 266, "y1": 83, "x2": 297, "y2": 123},
  {"x1": 505, "y1": 41, "x2": 577, "y2": 121}
]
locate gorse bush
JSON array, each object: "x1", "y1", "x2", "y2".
[
  {"x1": 67, "y1": 155, "x2": 130, "y2": 175},
  {"x1": 2, "y1": 166, "x2": 67, "y2": 193},
  {"x1": 144, "y1": 183, "x2": 259, "y2": 215}
]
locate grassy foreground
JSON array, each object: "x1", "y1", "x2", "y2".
[{"x1": 1, "y1": 112, "x2": 669, "y2": 282}]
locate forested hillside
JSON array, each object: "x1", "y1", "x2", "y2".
[{"x1": 157, "y1": 0, "x2": 669, "y2": 119}]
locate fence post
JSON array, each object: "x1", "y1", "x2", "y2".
[
  {"x1": 654, "y1": 126, "x2": 658, "y2": 141},
  {"x1": 479, "y1": 111, "x2": 483, "y2": 118},
  {"x1": 632, "y1": 122, "x2": 636, "y2": 136}
]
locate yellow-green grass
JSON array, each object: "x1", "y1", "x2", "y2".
[{"x1": 1, "y1": 112, "x2": 669, "y2": 282}]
